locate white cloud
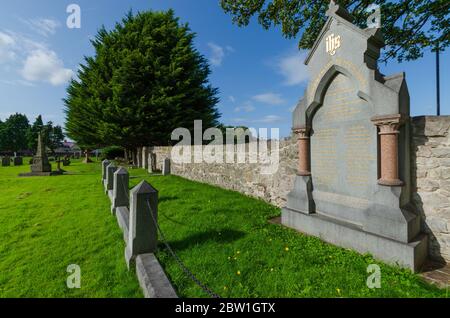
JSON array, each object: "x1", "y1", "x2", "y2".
[
  {"x1": 0, "y1": 29, "x2": 73, "y2": 86},
  {"x1": 21, "y1": 18, "x2": 60, "y2": 37},
  {"x1": 232, "y1": 115, "x2": 284, "y2": 125},
  {"x1": 21, "y1": 49, "x2": 74, "y2": 86},
  {"x1": 234, "y1": 101, "x2": 255, "y2": 113},
  {"x1": 208, "y1": 42, "x2": 234, "y2": 67},
  {"x1": 232, "y1": 117, "x2": 246, "y2": 124},
  {"x1": 208, "y1": 42, "x2": 225, "y2": 66},
  {"x1": 225, "y1": 45, "x2": 235, "y2": 53},
  {"x1": 229, "y1": 95, "x2": 236, "y2": 103},
  {"x1": 0, "y1": 79, "x2": 34, "y2": 87},
  {"x1": 255, "y1": 115, "x2": 284, "y2": 123},
  {"x1": 275, "y1": 51, "x2": 309, "y2": 86},
  {"x1": 0, "y1": 32, "x2": 16, "y2": 63},
  {"x1": 252, "y1": 93, "x2": 285, "y2": 105}
]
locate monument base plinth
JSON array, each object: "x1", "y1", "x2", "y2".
[
  {"x1": 281, "y1": 207, "x2": 428, "y2": 272},
  {"x1": 19, "y1": 171, "x2": 63, "y2": 177}
]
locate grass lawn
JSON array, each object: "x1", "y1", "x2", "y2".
[
  {"x1": 125, "y1": 168, "x2": 448, "y2": 298},
  {"x1": 0, "y1": 160, "x2": 142, "y2": 297},
  {"x1": 0, "y1": 161, "x2": 447, "y2": 298}
]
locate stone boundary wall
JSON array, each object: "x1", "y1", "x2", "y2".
[
  {"x1": 147, "y1": 116, "x2": 450, "y2": 263},
  {"x1": 411, "y1": 116, "x2": 450, "y2": 263}
]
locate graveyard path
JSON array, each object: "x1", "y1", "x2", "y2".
[{"x1": 0, "y1": 160, "x2": 142, "y2": 297}]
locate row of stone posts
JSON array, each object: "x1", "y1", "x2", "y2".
[
  {"x1": 101, "y1": 159, "x2": 177, "y2": 297},
  {"x1": 132, "y1": 148, "x2": 171, "y2": 176},
  {"x1": 102, "y1": 160, "x2": 159, "y2": 267}
]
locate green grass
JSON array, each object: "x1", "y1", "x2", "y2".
[
  {"x1": 127, "y1": 169, "x2": 448, "y2": 298},
  {"x1": 0, "y1": 160, "x2": 142, "y2": 297},
  {"x1": 0, "y1": 161, "x2": 447, "y2": 298}
]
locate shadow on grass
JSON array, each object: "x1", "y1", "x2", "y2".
[
  {"x1": 163, "y1": 229, "x2": 245, "y2": 252},
  {"x1": 160, "y1": 195, "x2": 179, "y2": 203}
]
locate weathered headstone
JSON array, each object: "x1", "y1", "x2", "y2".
[
  {"x1": 32, "y1": 132, "x2": 51, "y2": 173},
  {"x1": 1, "y1": 156, "x2": 10, "y2": 167},
  {"x1": 162, "y1": 158, "x2": 171, "y2": 176},
  {"x1": 19, "y1": 131, "x2": 61, "y2": 176},
  {"x1": 125, "y1": 180, "x2": 158, "y2": 268},
  {"x1": 13, "y1": 157, "x2": 23, "y2": 166},
  {"x1": 112, "y1": 167, "x2": 129, "y2": 215},
  {"x1": 282, "y1": 1, "x2": 426, "y2": 271}
]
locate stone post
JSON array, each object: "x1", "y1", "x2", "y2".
[
  {"x1": 142, "y1": 147, "x2": 149, "y2": 170},
  {"x1": 293, "y1": 127, "x2": 311, "y2": 176},
  {"x1": 105, "y1": 163, "x2": 117, "y2": 194},
  {"x1": 162, "y1": 158, "x2": 171, "y2": 175},
  {"x1": 125, "y1": 180, "x2": 158, "y2": 268},
  {"x1": 112, "y1": 167, "x2": 129, "y2": 215},
  {"x1": 101, "y1": 159, "x2": 110, "y2": 183},
  {"x1": 371, "y1": 114, "x2": 404, "y2": 186},
  {"x1": 14, "y1": 157, "x2": 23, "y2": 166}
]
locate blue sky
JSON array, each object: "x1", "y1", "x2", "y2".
[{"x1": 0, "y1": 0, "x2": 448, "y2": 138}]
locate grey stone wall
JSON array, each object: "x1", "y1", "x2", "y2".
[
  {"x1": 149, "y1": 138, "x2": 298, "y2": 207},
  {"x1": 147, "y1": 116, "x2": 450, "y2": 263}
]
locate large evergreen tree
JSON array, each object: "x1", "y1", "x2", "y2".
[
  {"x1": 220, "y1": 0, "x2": 449, "y2": 62},
  {"x1": 64, "y1": 10, "x2": 220, "y2": 152}
]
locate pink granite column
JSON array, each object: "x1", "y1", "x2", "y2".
[
  {"x1": 293, "y1": 127, "x2": 311, "y2": 176},
  {"x1": 371, "y1": 114, "x2": 404, "y2": 186}
]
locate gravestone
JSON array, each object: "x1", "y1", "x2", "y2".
[
  {"x1": 1, "y1": 156, "x2": 10, "y2": 167},
  {"x1": 282, "y1": 1, "x2": 426, "y2": 271},
  {"x1": 32, "y1": 132, "x2": 51, "y2": 173},
  {"x1": 63, "y1": 157, "x2": 71, "y2": 166},
  {"x1": 14, "y1": 157, "x2": 23, "y2": 166},
  {"x1": 19, "y1": 131, "x2": 61, "y2": 176},
  {"x1": 162, "y1": 158, "x2": 171, "y2": 176}
]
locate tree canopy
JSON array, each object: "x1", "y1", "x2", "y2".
[
  {"x1": 220, "y1": 0, "x2": 449, "y2": 63},
  {"x1": 64, "y1": 10, "x2": 220, "y2": 151},
  {"x1": 0, "y1": 114, "x2": 29, "y2": 153},
  {"x1": 0, "y1": 114, "x2": 64, "y2": 154}
]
